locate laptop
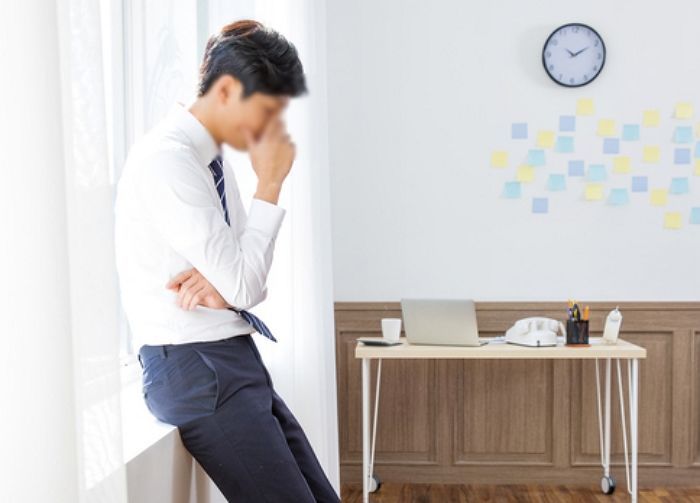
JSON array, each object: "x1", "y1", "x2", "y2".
[{"x1": 400, "y1": 298, "x2": 488, "y2": 347}]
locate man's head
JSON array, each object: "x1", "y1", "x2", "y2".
[{"x1": 196, "y1": 20, "x2": 307, "y2": 150}]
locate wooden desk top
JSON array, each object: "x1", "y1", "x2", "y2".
[{"x1": 355, "y1": 337, "x2": 646, "y2": 360}]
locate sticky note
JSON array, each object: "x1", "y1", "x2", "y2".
[
  {"x1": 532, "y1": 197, "x2": 548, "y2": 214},
  {"x1": 670, "y1": 177, "x2": 689, "y2": 194},
  {"x1": 690, "y1": 207, "x2": 700, "y2": 225},
  {"x1": 587, "y1": 164, "x2": 607, "y2": 181},
  {"x1": 537, "y1": 131, "x2": 556, "y2": 148},
  {"x1": 674, "y1": 126, "x2": 693, "y2": 143},
  {"x1": 695, "y1": 142, "x2": 700, "y2": 158},
  {"x1": 675, "y1": 103, "x2": 693, "y2": 119},
  {"x1": 631, "y1": 176, "x2": 648, "y2": 192},
  {"x1": 547, "y1": 174, "x2": 566, "y2": 191},
  {"x1": 664, "y1": 212, "x2": 682, "y2": 229},
  {"x1": 568, "y1": 160, "x2": 585, "y2": 177},
  {"x1": 622, "y1": 124, "x2": 640, "y2": 141},
  {"x1": 696, "y1": 159, "x2": 700, "y2": 176},
  {"x1": 555, "y1": 136, "x2": 574, "y2": 153},
  {"x1": 517, "y1": 165, "x2": 535, "y2": 182},
  {"x1": 608, "y1": 188, "x2": 630, "y2": 206},
  {"x1": 559, "y1": 115, "x2": 576, "y2": 132},
  {"x1": 597, "y1": 119, "x2": 617, "y2": 137},
  {"x1": 491, "y1": 151, "x2": 508, "y2": 168},
  {"x1": 503, "y1": 181, "x2": 522, "y2": 198},
  {"x1": 577, "y1": 98, "x2": 594, "y2": 116},
  {"x1": 697, "y1": 123, "x2": 700, "y2": 138},
  {"x1": 527, "y1": 149, "x2": 545, "y2": 166},
  {"x1": 512, "y1": 123, "x2": 528, "y2": 139},
  {"x1": 650, "y1": 188, "x2": 668, "y2": 206},
  {"x1": 674, "y1": 148, "x2": 691, "y2": 164},
  {"x1": 643, "y1": 145, "x2": 660, "y2": 163},
  {"x1": 613, "y1": 156, "x2": 631, "y2": 173},
  {"x1": 585, "y1": 183, "x2": 604, "y2": 201},
  {"x1": 643, "y1": 110, "x2": 660, "y2": 127},
  {"x1": 603, "y1": 138, "x2": 620, "y2": 154}
]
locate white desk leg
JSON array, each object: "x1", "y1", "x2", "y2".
[
  {"x1": 604, "y1": 357, "x2": 612, "y2": 478},
  {"x1": 629, "y1": 358, "x2": 639, "y2": 503},
  {"x1": 362, "y1": 357, "x2": 370, "y2": 503}
]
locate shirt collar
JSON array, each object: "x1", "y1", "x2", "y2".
[{"x1": 169, "y1": 102, "x2": 221, "y2": 167}]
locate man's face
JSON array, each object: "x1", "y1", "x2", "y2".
[{"x1": 214, "y1": 76, "x2": 289, "y2": 150}]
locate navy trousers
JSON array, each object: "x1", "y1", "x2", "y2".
[{"x1": 139, "y1": 334, "x2": 340, "y2": 502}]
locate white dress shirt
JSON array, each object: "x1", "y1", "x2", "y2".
[{"x1": 114, "y1": 102, "x2": 286, "y2": 350}]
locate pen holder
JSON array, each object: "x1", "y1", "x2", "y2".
[{"x1": 566, "y1": 319, "x2": 589, "y2": 346}]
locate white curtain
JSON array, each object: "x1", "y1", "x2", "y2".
[
  {"x1": 55, "y1": 0, "x2": 129, "y2": 501},
  {"x1": 208, "y1": 0, "x2": 341, "y2": 492}
]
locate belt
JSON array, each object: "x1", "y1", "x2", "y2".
[{"x1": 137, "y1": 333, "x2": 252, "y2": 368}]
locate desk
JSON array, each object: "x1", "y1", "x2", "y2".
[{"x1": 355, "y1": 337, "x2": 647, "y2": 502}]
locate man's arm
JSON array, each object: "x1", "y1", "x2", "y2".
[{"x1": 136, "y1": 150, "x2": 285, "y2": 310}]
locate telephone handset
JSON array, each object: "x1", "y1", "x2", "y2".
[{"x1": 505, "y1": 316, "x2": 565, "y2": 347}]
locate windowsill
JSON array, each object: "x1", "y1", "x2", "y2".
[{"x1": 120, "y1": 362, "x2": 177, "y2": 464}]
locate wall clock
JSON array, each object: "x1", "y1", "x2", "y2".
[{"x1": 542, "y1": 23, "x2": 606, "y2": 87}]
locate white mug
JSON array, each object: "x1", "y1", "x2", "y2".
[{"x1": 381, "y1": 318, "x2": 402, "y2": 342}]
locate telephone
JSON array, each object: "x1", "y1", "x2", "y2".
[{"x1": 505, "y1": 317, "x2": 565, "y2": 347}]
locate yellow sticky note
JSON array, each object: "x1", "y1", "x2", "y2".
[
  {"x1": 576, "y1": 98, "x2": 594, "y2": 116},
  {"x1": 643, "y1": 145, "x2": 660, "y2": 163},
  {"x1": 664, "y1": 212, "x2": 682, "y2": 229},
  {"x1": 695, "y1": 159, "x2": 700, "y2": 176},
  {"x1": 650, "y1": 188, "x2": 668, "y2": 206},
  {"x1": 585, "y1": 183, "x2": 604, "y2": 201},
  {"x1": 491, "y1": 151, "x2": 508, "y2": 168},
  {"x1": 613, "y1": 156, "x2": 631, "y2": 173},
  {"x1": 597, "y1": 119, "x2": 616, "y2": 137},
  {"x1": 642, "y1": 110, "x2": 660, "y2": 127},
  {"x1": 536, "y1": 131, "x2": 555, "y2": 148},
  {"x1": 516, "y1": 165, "x2": 535, "y2": 182},
  {"x1": 675, "y1": 102, "x2": 693, "y2": 119},
  {"x1": 695, "y1": 123, "x2": 700, "y2": 138}
]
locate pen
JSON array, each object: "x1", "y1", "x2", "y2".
[{"x1": 583, "y1": 305, "x2": 589, "y2": 321}]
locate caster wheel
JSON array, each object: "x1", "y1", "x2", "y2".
[
  {"x1": 601, "y1": 475, "x2": 616, "y2": 495},
  {"x1": 369, "y1": 474, "x2": 382, "y2": 493}
]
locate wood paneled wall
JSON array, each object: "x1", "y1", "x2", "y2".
[{"x1": 334, "y1": 302, "x2": 700, "y2": 487}]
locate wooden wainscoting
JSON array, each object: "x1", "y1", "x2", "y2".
[{"x1": 334, "y1": 301, "x2": 700, "y2": 487}]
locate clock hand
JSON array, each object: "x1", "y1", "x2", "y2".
[
  {"x1": 572, "y1": 47, "x2": 589, "y2": 57},
  {"x1": 565, "y1": 48, "x2": 575, "y2": 57}
]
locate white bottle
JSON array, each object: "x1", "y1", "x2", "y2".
[{"x1": 602, "y1": 307, "x2": 622, "y2": 345}]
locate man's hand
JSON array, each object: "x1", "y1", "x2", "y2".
[
  {"x1": 243, "y1": 115, "x2": 295, "y2": 205},
  {"x1": 165, "y1": 268, "x2": 230, "y2": 310}
]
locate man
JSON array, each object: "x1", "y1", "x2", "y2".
[{"x1": 114, "y1": 19, "x2": 339, "y2": 502}]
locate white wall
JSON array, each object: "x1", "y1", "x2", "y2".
[{"x1": 327, "y1": 0, "x2": 700, "y2": 301}]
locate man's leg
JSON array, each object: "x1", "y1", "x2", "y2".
[{"x1": 245, "y1": 336, "x2": 340, "y2": 502}]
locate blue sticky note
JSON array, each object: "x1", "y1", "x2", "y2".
[
  {"x1": 503, "y1": 181, "x2": 522, "y2": 198},
  {"x1": 532, "y1": 197, "x2": 548, "y2": 214},
  {"x1": 527, "y1": 149, "x2": 546, "y2": 166},
  {"x1": 608, "y1": 188, "x2": 630, "y2": 206},
  {"x1": 691, "y1": 207, "x2": 700, "y2": 225},
  {"x1": 512, "y1": 123, "x2": 528, "y2": 139},
  {"x1": 587, "y1": 164, "x2": 607, "y2": 181},
  {"x1": 674, "y1": 148, "x2": 691, "y2": 164},
  {"x1": 559, "y1": 115, "x2": 576, "y2": 132},
  {"x1": 674, "y1": 126, "x2": 693, "y2": 144},
  {"x1": 547, "y1": 174, "x2": 566, "y2": 191},
  {"x1": 555, "y1": 136, "x2": 574, "y2": 153},
  {"x1": 670, "y1": 177, "x2": 689, "y2": 194},
  {"x1": 631, "y1": 176, "x2": 648, "y2": 192},
  {"x1": 622, "y1": 124, "x2": 640, "y2": 141},
  {"x1": 568, "y1": 160, "x2": 585, "y2": 176},
  {"x1": 603, "y1": 138, "x2": 620, "y2": 154},
  {"x1": 695, "y1": 142, "x2": 700, "y2": 158}
]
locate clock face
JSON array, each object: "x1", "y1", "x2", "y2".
[{"x1": 542, "y1": 23, "x2": 606, "y2": 87}]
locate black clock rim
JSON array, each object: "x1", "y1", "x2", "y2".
[{"x1": 541, "y1": 22, "x2": 606, "y2": 88}]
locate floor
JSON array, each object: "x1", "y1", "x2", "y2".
[{"x1": 340, "y1": 483, "x2": 700, "y2": 502}]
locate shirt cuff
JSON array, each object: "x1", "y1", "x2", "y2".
[{"x1": 247, "y1": 197, "x2": 286, "y2": 237}]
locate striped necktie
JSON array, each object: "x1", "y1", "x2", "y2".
[{"x1": 207, "y1": 154, "x2": 278, "y2": 343}]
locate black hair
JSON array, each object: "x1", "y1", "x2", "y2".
[{"x1": 197, "y1": 19, "x2": 307, "y2": 98}]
